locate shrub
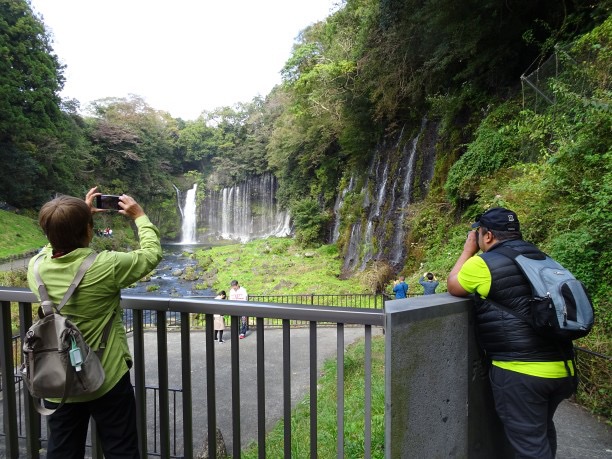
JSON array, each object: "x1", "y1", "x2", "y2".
[{"x1": 290, "y1": 198, "x2": 329, "y2": 247}]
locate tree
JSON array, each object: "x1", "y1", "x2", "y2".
[
  {"x1": 0, "y1": 0, "x2": 70, "y2": 206},
  {"x1": 85, "y1": 95, "x2": 179, "y2": 203},
  {"x1": 0, "y1": 0, "x2": 64, "y2": 143}
]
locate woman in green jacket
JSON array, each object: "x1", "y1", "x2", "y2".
[{"x1": 27, "y1": 186, "x2": 162, "y2": 459}]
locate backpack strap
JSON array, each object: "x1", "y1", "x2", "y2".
[
  {"x1": 95, "y1": 310, "x2": 116, "y2": 357},
  {"x1": 33, "y1": 252, "x2": 98, "y2": 316},
  {"x1": 32, "y1": 251, "x2": 113, "y2": 351}
]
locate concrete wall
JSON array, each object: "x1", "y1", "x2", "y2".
[{"x1": 385, "y1": 293, "x2": 513, "y2": 458}]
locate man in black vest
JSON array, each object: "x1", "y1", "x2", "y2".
[{"x1": 447, "y1": 207, "x2": 575, "y2": 458}]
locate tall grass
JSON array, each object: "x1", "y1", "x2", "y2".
[{"x1": 242, "y1": 336, "x2": 386, "y2": 458}]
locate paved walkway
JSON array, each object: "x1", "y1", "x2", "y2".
[
  {"x1": 0, "y1": 256, "x2": 30, "y2": 272},
  {"x1": 136, "y1": 327, "x2": 373, "y2": 457},
  {"x1": 555, "y1": 398, "x2": 612, "y2": 458}
]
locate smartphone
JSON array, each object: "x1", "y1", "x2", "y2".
[{"x1": 95, "y1": 194, "x2": 121, "y2": 211}]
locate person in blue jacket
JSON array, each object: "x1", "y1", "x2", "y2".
[{"x1": 392, "y1": 276, "x2": 409, "y2": 299}]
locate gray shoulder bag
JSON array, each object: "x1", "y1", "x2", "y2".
[{"x1": 21, "y1": 252, "x2": 115, "y2": 415}]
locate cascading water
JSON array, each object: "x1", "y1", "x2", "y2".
[
  {"x1": 180, "y1": 184, "x2": 198, "y2": 244},
  {"x1": 201, "y1": 172, "x2": 291, "y2": 242},
  {"x1": 390, "y1": 119, "x2": 426, "y2": 264},
  {"x1": 331, "y1": 175, "x2": 355, "y2": 243},
  {"x1": 339, "y1": 118, "x2": 437, "y2": 275},
  {"x1": 173, "y1": 184, "x2": 183, "y2": 219},
  {"x1": 360, "y1": 155, "x2": 391, "y2": 269}
]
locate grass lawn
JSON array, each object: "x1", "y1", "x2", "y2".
[
  {"x1": 0, "y1": 210, "x2": 46, "y2": 261},
  {"x1": 194, "y1": 238, "x2": 371, "y2": 296}
]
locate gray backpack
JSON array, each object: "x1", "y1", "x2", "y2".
[
  {"x1": 21, "y1": 252, "x2": 113, "y2": 415},
  {"x1": 495, "y1": 246, "x2": 594, "y2": 341}
]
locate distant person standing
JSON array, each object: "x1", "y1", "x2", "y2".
[
  {"x1": 229, "y1": 280, "x2": 249, "y2": 338},
  {"x1": 419, "y1": 272, "x2": 439, "y2": 295},
  {"x1": 392, "y1": 276, "x2": 409, "y2": 299},
  {"x1": 214, "y1": 290, "x2": 226, "y2": 343}
]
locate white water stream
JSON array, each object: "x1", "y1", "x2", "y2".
[{"x1": 180, "y1": 184, "x2": 198, "y2": 244}]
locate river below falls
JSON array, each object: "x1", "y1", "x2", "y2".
[{"x1": 122, "y1": 243, "x2": 217, "y2": 298}]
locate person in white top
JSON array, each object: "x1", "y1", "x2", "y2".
[{"x1": 229, "y1": 280, "x2": 249, "y2": 338}]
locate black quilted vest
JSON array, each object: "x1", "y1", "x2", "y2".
[{"x1": 475, "y1": 239, "x2": 573, "y2": 361}]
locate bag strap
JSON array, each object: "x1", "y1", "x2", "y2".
[
  {"x1": 33, "y1": 252, "x2": 98, "y2": 316},
  {"x1": 96, "y1": 309, "x2": 116, "y2": 357},
  {"x1": 32, "y1": 251, "x2": 115, "y2": 351}
]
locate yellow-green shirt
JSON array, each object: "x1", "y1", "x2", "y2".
[{"x1": 27, "y1": 215, "x2": 162, "y2": 401}]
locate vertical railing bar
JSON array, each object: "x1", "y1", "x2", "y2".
[
  {"x1": 231, "y1": 315, "x2": 241, "y2": 459},
  {"x1": 18, "y1": 300, "x2": 40, "y2": 458},
  {"x1": 90, "y1": 418, "x2": 103, "y2": 458},
  {"x1": 154, "y1": 387, "x2": 159, "y2": 452},
  {"x1": 1, "y1": 300, "x2": 19, "y2": 459},
  {"x1": 157, "y1": 312, "x2": 171, "y2": 458},
  {"x1": 132, "y1": 309, "x2": 148, "y2": 457},
  {"x1": 282, "y1": 319, "x2": 291, "y2": 458},
  {"x1": 181, "y1": 311, "x2": 194, "y2": 459},
  {"x1": 337, "y1": 323, "x2": 345, "y2": 458},
  {"x1": 257, "y1": 317, "x2": 266, "y2": 459},
  {"x1": 173, "y1": 390, "x2": 178, "y2": 456},
  {"x1": 309, "y1": 321, "x2": 317, "y2": 458},
  {"x1": 15, "y1": 377, "x2": 22, "y2": 436},
  {"x1": 364, "y1": 325, "x2": 372, "y2": 458},
  {"x1": 205, "y1": 313, "x2": 217, "y2": 459}
]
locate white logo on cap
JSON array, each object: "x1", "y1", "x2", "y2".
[{"x1": 508, "y1": 215, "x2": 515, "y2": 221}]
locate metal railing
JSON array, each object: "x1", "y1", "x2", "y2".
[
  {"x1": 249, "y1": 293, "x2": 390, "y2": 308},
  {"x1": 0, "y1": 287, "x2": 384, "y2": 458},
  {"x1": 2, "y1": 376, "x2": 183, "y2": 458}
]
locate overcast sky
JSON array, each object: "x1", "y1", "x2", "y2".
[{"x1": 29, "y1": 0, "x2": 339, "y2": 120}]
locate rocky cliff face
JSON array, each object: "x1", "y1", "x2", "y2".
[{"x1": 334, "y1": 119, "x2": 438, "y2": 275}]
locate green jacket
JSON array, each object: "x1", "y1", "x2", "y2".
[{"x1": 27, "y1": 215, "x2": 162, "y2": 402}]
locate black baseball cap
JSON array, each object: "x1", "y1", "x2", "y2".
[{"x1": 471, "y1": 207, "x2": 520, "y2": 231}]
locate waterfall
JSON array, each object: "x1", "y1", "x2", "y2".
[
  {"x1": 340, "y1": 118, "x2": 437, "y2": 275},
  {"x1": 361, "y1": 153, "x2": 391, "y2": 269},
  {"x1": 331, "y1": 175, "x2": 354, "y2": 243},
  {"x1": 390, "y1": 119, "x2": 426, "y2": 264},
  {"x1": 200, "y1": 172, "x2": 291, "y2": 242},
  {"x1": 180, "y1": 184, "x2": 198, "y2": 244},
  {"x1": 342, "y1": 221, "x2": 363, "y2": 273},
  {"x1": 172, "y1": 184, "x2": 183, "y2": 219}
]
